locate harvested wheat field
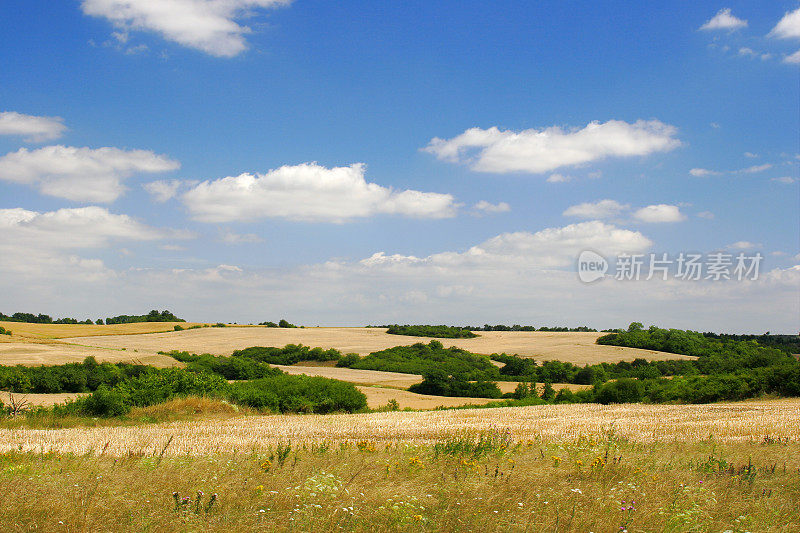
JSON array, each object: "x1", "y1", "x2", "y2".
[
  {"x1": 0, "y1": 321, "x2": 204, "y2": 340},
  {"x1": 3, "y1": 399, "x2": 797, "y2": 456},
  {"x1": 0, "y1": 341, "x2": 179, "y2": 367},
  {"x1": 59, "y1": 327, "x2": 687, "y2": 365},
  {"x1": 273, "y1": 364, "x2": 422, "y2": 388}
]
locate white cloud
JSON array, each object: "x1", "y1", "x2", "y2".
[
  {"x1": 697, "y1": 211, "x2": 715, "y2": 219},
  {"x1": 727, "y1": 241, "x2": 762, "y2": 250},
  {"x1": 690, "y1": 168, "x2": 722, "y2": 177},
  {"x1": 0, "y1": 111, "x2": 67, "y2": 143},
  {"x1": 563, "y1": 199, "x2": 628, "y2": 219},
  {"x1": 739, "y1": 163, "x2": 772, "y2": 173},
  {"x1": 472, "y1": 200, "x2": 511, "y2": 214},
  {"x1": 769, "y1": 7, "x2": 800, "y2": 39},
  {"x1": 547, "y1": 173, "x2": 571, "y2": 183},
  {"x1": 744, "y1": 152, "x2": 758, "y2": 158},
  {"x1": 361, "y1": 221, "x2": 652, "y2": 270},
  {"x1": 0, "y1": 206, "x2": 174, "y2": 249},
  {"x1": 144, "y1": 179, "x2": 183, "y2": 202},
  {"x1": 700, "y1": 8, "x2": 747, "y2": 31},
  {"x1": 632, "y1": 204, "x2": 687, "y2": 223},
  {"x1": 422, "y1": 119, "x2": 680, "y2": 174},
  {"x1": 739, "y1": 47, "x2": 757, "y2": 57},
  {"x1": 771, "y1": 176, "x2": 797, "y2": 184},
  {"x1": 220, "y1": 230, "x2": 263, "y2": 244},
  {"x1": 81, "y1": 0, "x2": 291, "y2": 57},
  {"x1": 182, "y1": 162, "x2": 458, "y2": 223},
  {"x1": 0, "y1": 146, "x2": 179, "y2": 202},
  {"x1": 784, "y1": 50, "x2": 800, "y2": 64}
]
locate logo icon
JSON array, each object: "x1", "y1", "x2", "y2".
[{"x1": 577, "y1": 250, "x2": 608, "y2": 283}]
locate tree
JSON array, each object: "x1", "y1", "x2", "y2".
[{"x1": 540, "y1": 382, "x2": 556, "y2": 401}]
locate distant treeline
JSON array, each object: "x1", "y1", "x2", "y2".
[
  {"x1": 258, "y1": 319, "x2": 298, "y2": 328},
  {"x1": 105, "y1": 310, "x2": 185, "y2": 325},
  {"x1": 385, "y1": 325, "x2": 478, "y2": 338},
  {"x1": 369, "y1": 324, "x2": 597, "y2": 333},
  {"x1": 0, "y1": 312, "x2": 95, "y2": 325},
  {"x1": 0, "y1": 309, "x2": 185, "y2": 325},
  {"x1": 701, "y1": 332, "x2": 800, "y2": 354}
]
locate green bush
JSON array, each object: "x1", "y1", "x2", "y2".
[
  {"x1": 385, "y1": 325, "x2": 478, "y2": 339},
  {"x1": 228, "y1": 375, "x2": 366, "y2": 413},
  {"x1": 232, "y1": 344, "x2": 342, "y2": 366},
  {"x1": 80, "y1": 386, "x2": 129, "y2": 417},
  {"x1": 351, "y1": 341, "x2": 499, "y2": 380}
]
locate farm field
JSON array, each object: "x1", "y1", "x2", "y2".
[
  {"x1": 3, "y1": 399, "x2": 797, "y2": 455},
  {"x1": 0, "y1": 341, "x2": 178, "y2": 367},
  {"x1": 58, "y1": 327, "x2": 688, "y2": 364},
  {"x1": 0, "y1": 320, "x2": 203, "y2": 340}
]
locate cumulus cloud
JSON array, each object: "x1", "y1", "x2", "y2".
[
  {"x1": 632, "y1": 204, "x2": 687, "y2": 223},
  {"x1": 144, "y1": 179, "x2": 183, "y2": 202},
  {"x1": 769, "y1": 7, "x2": 800, "y2": 39},
  {"x1": 547, "y1": 173, "x2": 571, "y2": 183},
  {"x1": 0, "y1": 206, "x2": 181, "y2": 249},
  {"x1": 81, "y1": 0, "x2": 291, "y2": 57},
  {"x1": 0, "y1": 111, "x2": 67, "y2": 142},
  {"x1": 220, "y1": 230, "x2": 263, "y2": 244},
  {"x1": 472, "y1": 200, "x2": 511, "y2": 215},
  {"x1": 784, "y1": 50, "x2": 800, "y2": 64},
  {"x1": 771, "y1": 176, "x2": 797, "y2": 184},
  {"x1": 361, "y1": 221, "x2": 652, "y2": 270},
  {"x1": 700, "y1": 8, "x2": 747, "y2": 31},
  {"x1": 0, "y1": 146, "x2": 179, "y2": 202},
  {"x1": 690, "y1": 168, "x2": 722, "y2": 177},
  {"x1": 727, "y1": 241, "x2": 762, "y2": 250},
  {"x1": 739, "y1": 163, "x2": 772, "y2": 173},
  {"x1": 563, "y1": 199, "x2": 628, "y2": 219},
  {"x1": 182, "y1": 162, "x2": 458, "y2": 223},
  {"x1": 422, "y1": 119, "x2": 680, "y2": 174}
]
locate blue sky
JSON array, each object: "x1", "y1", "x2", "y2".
[{"x1": 0, "y1": 1, "x2": 798, "y2": 332}]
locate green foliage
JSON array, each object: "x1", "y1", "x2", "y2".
[
  {"x1": 0, "y1": 326, "x2": 10, "y2": 336},
  {"x1": 80, "y1": 386, "x2": 129, "y2": 417},
  {"x1": 228, "y1": 375, "x2": 366, "y2": 413},
  {"x1": 166, "y1": 351, "x2": 283, "y2": 380},
  {"x1": 336, "y1": 353, "x2": 361, "y2": 367},
  {"x1": 385, "y1": 325, "x2": 478, "y2": 338},
  {"x1": 232, "y1": 344, "x2": 342, "y2": 366},
  {"x1": 173, "y1": 325, "x2": 184, "y2": 331},
  {"x1": 259, "y1": 321, "x2": 278, "y2": 327},
  {"x1": 105, "y1": 310, "x2": 185, "y2": 325},
  {"x1": 409, "y1": 370, "x2": 502, "y2": 398},
  {"x1": 349, "y1": 341, "x2": 499, "y2": 381},
  {"x1": 540, "y1": 382, "x2": 556, "y2": 401},
  {"x1": 278, "y1": 319, "x2": 297, "y2": 328}
]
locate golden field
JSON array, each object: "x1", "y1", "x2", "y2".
[
  {"x1": 57, "y1": 327, "x2": 687, "y2": 363},
  {"x1": 2, "y1": 399, "x2": 797, "y2": 456}
]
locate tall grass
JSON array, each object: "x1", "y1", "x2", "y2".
[{"x1": 0, "y1": 435, "x2": 797, "y2": 531}]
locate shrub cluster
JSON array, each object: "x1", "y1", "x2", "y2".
[
  {"x1": 228, "y1": 375, "x2": 366, "y2": 413},
  {"x1": 231, "y1": 344, "x2": 343, "y2": 366},
  {"x1": 409, "y1": 370, "x2": 501, "y2": 398},
  {"x1": 105, "y1": 310, "x2": 184, "y2": 325},
  {"x1": 385, "y1": 325, "x2": 478, "y2": 338},
  {"x1": 343, "y1": 340, "x2": 499, "y2": 381},
  {"x1": 258, "y1": 319, "x2": 297, "y2": 328},
  {"x1": 0, "y1": 327, "x2": 10, "y2": 336}
]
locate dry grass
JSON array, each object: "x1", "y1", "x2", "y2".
[
  {"x1": 274, "y1": 365, "x2": 422, "y2": 389},
  {"x1": 2, "y1": 399, "x2": 798, "y2": 457},
  {"x1": 58, "y1": 327, "x2": 688, "y2": 364},
  {"x1": 0, "y1": 432, "x2": 797, "y2": 531},
  {"x1": 357, "y1": 387, "x2": 497, "y2": 409}
]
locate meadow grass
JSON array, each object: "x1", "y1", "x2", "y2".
[{"x1": 0, "y1": 434, "x2": 797, "y2": 532}]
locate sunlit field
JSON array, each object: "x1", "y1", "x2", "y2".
[{"x1": 0, "y1": 422, "x2": 798, "y2": 532}]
